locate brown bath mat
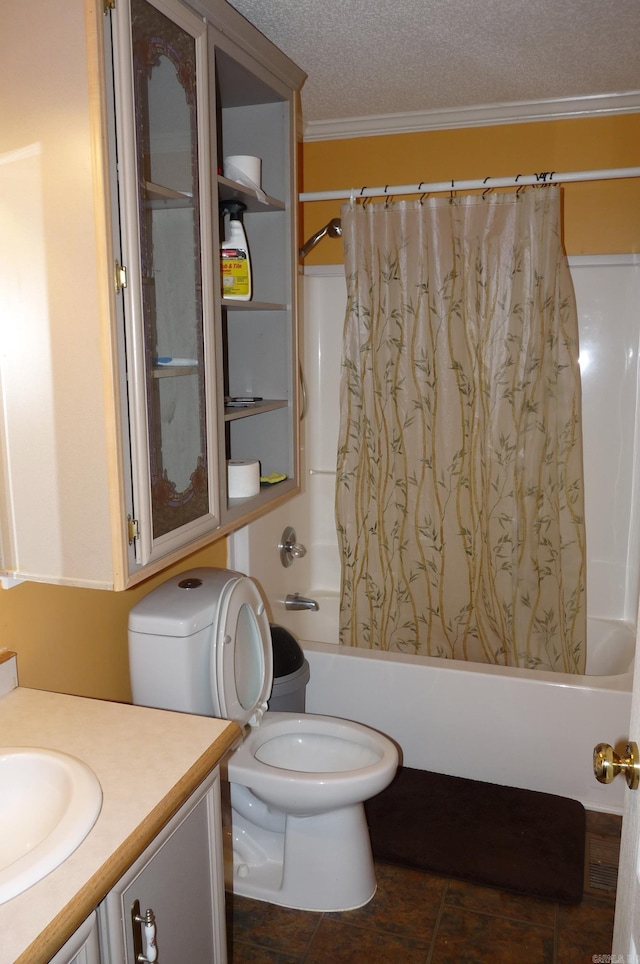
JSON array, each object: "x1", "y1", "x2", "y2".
[{"x1": 365, "y1": 766, "x2": 585, "y2": 904}]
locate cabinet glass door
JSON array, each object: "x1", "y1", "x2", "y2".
[{"x1": 115, "y1": 0, "x2": 218, "y2": 564}]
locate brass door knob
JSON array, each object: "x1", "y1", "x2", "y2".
[{"x1": 593, "y1": 741, "x2": 640, "y2": 790}]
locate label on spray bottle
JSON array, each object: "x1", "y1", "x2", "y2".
[{"x1": 221, "y1": 247, "x2": 250, "y2": 297}]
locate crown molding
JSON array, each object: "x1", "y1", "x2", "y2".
[{"x1": 303, "y1": 91, "x2": 640, "y2": 142}]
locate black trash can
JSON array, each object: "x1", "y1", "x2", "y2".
[{"x1": 268, "y1": 624, "x2": 310, "y2": 712}]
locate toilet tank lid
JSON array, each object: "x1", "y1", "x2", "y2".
[{"x1": 128, "y1": 568, "x2": 239, "y2": 638}]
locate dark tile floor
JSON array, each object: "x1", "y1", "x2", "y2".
[{"x1": 226, "y1": 811, "x2": 620, "y2": 963}]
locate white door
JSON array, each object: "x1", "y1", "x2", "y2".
[{"x1": 611, "y1": 621, "x2": 640, "y2": 959}]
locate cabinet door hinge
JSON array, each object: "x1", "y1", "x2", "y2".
[
  {"x1": 114, "y1": 260, "x2": 128, "y2": 293},
  {"x1": 127, "y1": 516, "x2": 139, "y2": 545}
]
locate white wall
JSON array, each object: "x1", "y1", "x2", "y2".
[
  {"x1": 232, "y1": 255, "x2": 640, "y2": 634},
  {"x1": 573, "y1": 256, "x2": 640, "y2": 622}
]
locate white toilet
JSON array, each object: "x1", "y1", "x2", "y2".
[{"x1": 128, "y1": 567, "x2": 398, "y2": 912}]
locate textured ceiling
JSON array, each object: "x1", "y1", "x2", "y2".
[{"x1": 227, "y1": 0, "x2": 640, "y2": 125}]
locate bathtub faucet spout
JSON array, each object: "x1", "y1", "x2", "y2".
[{"x1": 285, "y1": 593, "x2": 319, "y2": 612}]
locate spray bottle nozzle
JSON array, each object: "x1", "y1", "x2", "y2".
[{"x1": 220, "y1": 200, "x2": 247, "y2": 220}]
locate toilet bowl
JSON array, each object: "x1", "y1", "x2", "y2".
[{"x1": 128, "y1": 567, "x2": 398, "y2": 912}]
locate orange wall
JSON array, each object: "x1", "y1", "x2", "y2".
[
  {"x1": 1, "y1": 540, "x2": 227, "y2": 703},
  {"x1": 301, "y1": 114, "x2": 640, "y2": 264}
]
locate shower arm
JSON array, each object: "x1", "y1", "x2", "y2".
[{"x1": 299, "y1": 218, "x2": 342, "y2": 260}]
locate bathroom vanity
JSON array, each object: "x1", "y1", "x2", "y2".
[{"x1": 0, "y1": 660, "x2": 240, "y2": 964}]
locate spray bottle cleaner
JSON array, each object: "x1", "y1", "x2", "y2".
[{"x1": 220, "y1": 200, "x2": 252, "y2": 301}]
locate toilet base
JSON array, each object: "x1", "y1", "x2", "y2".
[{"x1": 229, "y1": 796, "x2": 377, "y2": 912}]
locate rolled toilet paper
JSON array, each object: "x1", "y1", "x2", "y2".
[
  {"x1": 227, "y1": 459, "x2": 261, "y2": 499},
  {"x1": 224, "y1": 154, "x2": 261, "y2": 185},
  {"x1": 223, "y1": 155, "x2": 266, "y2": 204}
]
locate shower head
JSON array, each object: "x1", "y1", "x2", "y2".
[{"x1": 299, "y1": 217, "x2": 342, "y2": 260}]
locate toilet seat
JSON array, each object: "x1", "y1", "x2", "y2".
[
  {"x1": 228, "y1": 711, "x2": 398, "y2": 815},
  {"x1": 211, "y1": 575, "x2": 273, "y2": 727}
]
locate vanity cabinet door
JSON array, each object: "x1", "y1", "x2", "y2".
[
  {"x1": 49, "y1": 912, "x2": 101, "y2": 964},
  {"x1": 98, "y1": 770, "x2": 226, "y2": 962}
]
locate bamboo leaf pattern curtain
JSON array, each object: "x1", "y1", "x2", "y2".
[{"x1": 335, "y1": 188, "x2": 586, "y2": 672}]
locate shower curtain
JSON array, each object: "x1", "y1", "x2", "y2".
[{"x1": 336, "y1": 187, "x2": 586, "y2": 672}]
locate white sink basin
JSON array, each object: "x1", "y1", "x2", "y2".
[{"x1": 0, "y1": 747, "x2": 102, "y2": 904}]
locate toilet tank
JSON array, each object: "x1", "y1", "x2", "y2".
[{"x1": 128, "y1": 569, "x2": 225, "y2": 716}]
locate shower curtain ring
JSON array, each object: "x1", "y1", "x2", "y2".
[
  {"x1": 536, "y1": 172, "x2": 555, "y2": 188},
  {"x1": 449, "y1": 179, "x2": 455, "y2": 203},
  {"x1": 360, "y1": 186, "x2": 368, "y2": 208},
  {"x1": 482, "y1": 176, "x2": 491, "y2": 199}
]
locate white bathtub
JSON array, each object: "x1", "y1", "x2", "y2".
[{"x1": 273, "y1": 592, "x2": 634, "y2": 814}]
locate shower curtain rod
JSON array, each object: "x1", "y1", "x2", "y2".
[{"x1": 298, "y1": 166, "x2": 640, "y2": 203}]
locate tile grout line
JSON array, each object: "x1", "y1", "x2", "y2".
[
  {"x1": 435, "y1": 901, "x2": 560, "y2": 929},
  {"x1": 425, "y1": 879, "x2": 450, "y2": 964},
  {"x1": 299, "y1": 909, "x2": 326, "y2": 962}
]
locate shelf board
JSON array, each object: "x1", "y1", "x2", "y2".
[
  {"x1": 218, "y1": 175, "x2": 285, "y2": 213},
  {"x1": 144, "y1": 180, "x2": 193, "y2": 208},
  {"x1": 224, "y1": 399, "x2": 288, "y2": 420},
  {"x1": 221, "y1": 299, "x2": 287, "y2": 310},
  {"x1": 152, "y1": 365, "x2": 198, "y2": 378},
  {"x1": 225, "y1": 476, "x2": 296, "y2": 515}
]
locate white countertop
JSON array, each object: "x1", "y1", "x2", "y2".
[{"x1": 0, "y1": 682, "x2": 239, "y2": 964}]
